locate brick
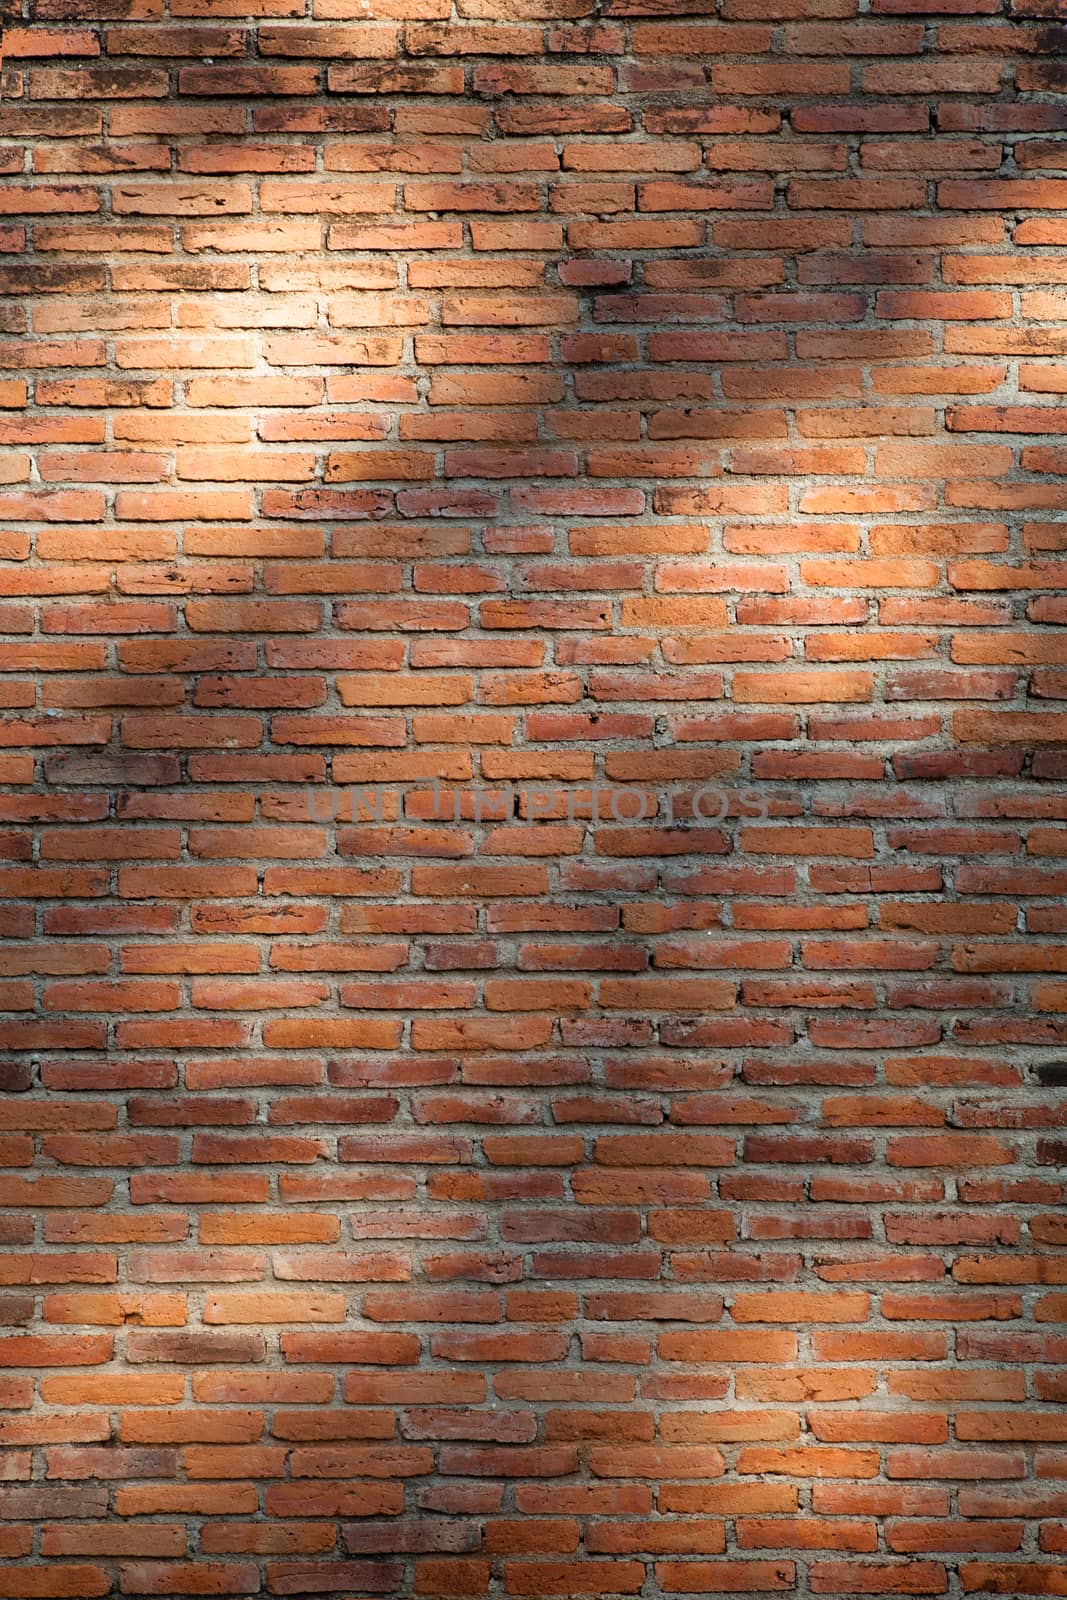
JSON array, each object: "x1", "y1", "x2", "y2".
[{"x1": 0, "y1": 6, "x2": 1062, "y2": 1594}]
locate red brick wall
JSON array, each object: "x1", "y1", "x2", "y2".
[{"x1": 2, "y1": 1, "x2": 1067, "y2": 1594}]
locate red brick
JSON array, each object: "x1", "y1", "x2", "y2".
[{"x1": 0, "y1": 9, "x2": 1062, "y2": 1594}]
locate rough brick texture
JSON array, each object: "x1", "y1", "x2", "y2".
[{"x1": 1, "y1": 0, "x2": 1067, "y2": 1593}]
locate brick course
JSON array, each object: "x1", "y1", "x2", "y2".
[{"x1": 0, "y1": 0, "x2": 1067, "y2": 1593}]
